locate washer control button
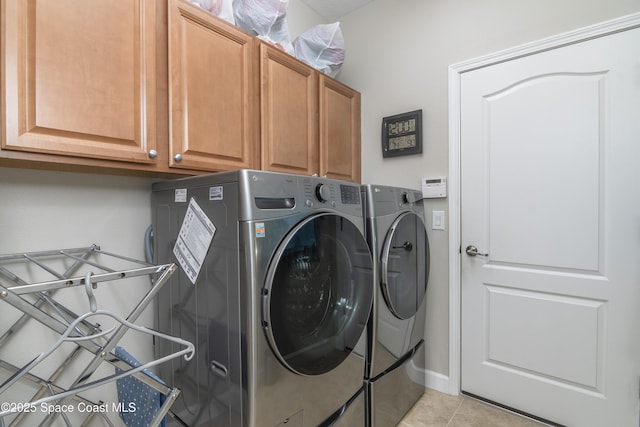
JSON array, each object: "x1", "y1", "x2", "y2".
[{"x1": 315, "y1": 184, "x2": 330, "y2": 202}]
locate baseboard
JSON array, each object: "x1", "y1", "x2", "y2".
[
  {"x1": 407, "y1": 359, "x2": 454, "y2": 395},
  {"x1": 424, "y1": 369, "x2": 451, "y2": 394}
]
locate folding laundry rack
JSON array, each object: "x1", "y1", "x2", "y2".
[{"x1": 0, "y1": 245, "x2": 193, "y2": 427}]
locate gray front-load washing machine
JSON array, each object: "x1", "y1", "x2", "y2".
[
  {"x1": 152, "y1": 170, "x2": 373, "y2": 426},
  {"x1": 362, "y1": 184, "x2": 429, "y2": 427}
]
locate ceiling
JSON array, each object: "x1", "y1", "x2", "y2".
[{"x1": 299, "y1": 0, "x2": 375, "y2": 21}]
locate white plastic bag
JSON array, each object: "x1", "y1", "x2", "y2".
[
  {"x1": 218, "y1": 0, "x2": 234, "y2": 24},
  {"x1": 293, "y1": 22, "x2": 345, "y2": 77},
  {"x1": 190, "y1": 0, "x2": 235, "y2": 25},
  {"x1": 233, "y1": 0, "x2": 293, "y2": 54}
]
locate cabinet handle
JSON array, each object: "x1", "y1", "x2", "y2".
[
  {"x1": 148, "y1": 149, "x2": 158, "y2": 159},
  {"x1": 174, "y1": 154, "x2": 183, "y2": 163}
]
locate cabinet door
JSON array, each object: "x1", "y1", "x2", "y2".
[
  {"x1": 260, "y1": 43, "x2": 318, "y2": 176},
  {"x1": 169, "y1": 0, "x2": 258, "y2": 172},
  {"x1": 1, "y1": 0, "x2": 157, "y2": 164},
  {"x1": 319, "y1": 76, "x2": 361, "y2": 183}
]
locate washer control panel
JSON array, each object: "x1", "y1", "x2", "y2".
[
  {"x1": 301, "y1": 178, "x2": 361, "y2": 213},
  {"x1": 239, "y1": 170, "x2": 364, "y2": 219},
  {"x1": 339, "y1": 184, "x2": 361, "y2": 205}
]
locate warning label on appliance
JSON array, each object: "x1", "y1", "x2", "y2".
[
  {"x1": 209, "y1": 186, "x2": 223, "y2": 200},
  {"x1": 173, "y1": 198, "x2": 216, "y2": 285},
  {"x1": 174, "y1": 188, "x2": 187, "y2": 203}
]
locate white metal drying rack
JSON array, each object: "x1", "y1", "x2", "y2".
[{"x1": 0, "y1": 245, "x2": 192, "y2": 427}]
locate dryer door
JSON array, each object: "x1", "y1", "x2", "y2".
[
  {"x1": 380, "y1": 212, "x2": 429, "y2": 320},
  {"x1": 263, "y1": 213, "x2": 373, "y2": 376}
]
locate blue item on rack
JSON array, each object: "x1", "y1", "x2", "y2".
[{"x1": 114, "y1": 346, "x2": 166, "y2": 427}]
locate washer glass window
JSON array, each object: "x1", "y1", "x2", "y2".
[
  {"x1": 264, "y1": 214, "x2": 373, "y2": 376},
  {"x1": 381, "y1": 212, "x2": 429, "y2": 320}
]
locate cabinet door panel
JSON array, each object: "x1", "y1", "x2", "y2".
[
  {"x1": 169, "y1": 0, "x2": 257, "y2": 171},
  {"x1": 1, "y1": 0, "x2": 157, "y2": 163},
  {"x1": 260, "y1": 44, "x2": 318, "y2": 176},
  {"x1": 319, "y1": 76, "x2": 361, "y2": 182}
]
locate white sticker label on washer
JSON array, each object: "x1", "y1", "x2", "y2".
[
  {"x1": 209, "y1": 186, "x2": 223, "y2": 200},
  {"x1": 175, "y1": 188, "x2": 187, "y2": 203},
  {"x1": 255, "y1": 222, "x2": 265, "y2": 238},
  {"x1": 173, "y1": 198, "x2": 216, "y2": 285}
]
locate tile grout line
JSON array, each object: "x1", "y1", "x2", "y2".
[{"x1": 445, "y1": 395, "x2": 466, "y2": 427}]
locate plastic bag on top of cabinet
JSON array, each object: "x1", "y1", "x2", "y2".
[
  {"x1": 189, "y1": 0, "x2": 235, "y2": 24},
  {"x1": 233, "y1": 0, "x2": 294, "y2": 54},
  {"x1": 293, "y1": 22, "x2": 344, "y2": 77}
]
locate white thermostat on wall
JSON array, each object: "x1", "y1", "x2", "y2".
[{"x1": 421, "y1": 177, "x2": 447, "y2": 198}]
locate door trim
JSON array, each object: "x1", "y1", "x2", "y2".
[{"x1": 446, "y1": 12, "x2": 640, "y2": 396}]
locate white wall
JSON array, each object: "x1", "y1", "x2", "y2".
[
  {"x1": 0, "y1": 169, "x2": 155, "y2": 255},
  {"x1": 337, "y1": 0, "x2": 640, "y2": 386},
  {"x1": 287, "y1": 0, "x2": 326, "y2": 38}
]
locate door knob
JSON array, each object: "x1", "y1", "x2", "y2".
[{"x1": 465, "y1": 245, "x2": 488, "y2": 257}]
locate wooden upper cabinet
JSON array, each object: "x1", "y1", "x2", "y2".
[
  {"x1": 260, "y1": 42, "x2": 361, "y2": 182},
  {"x1": 168, "y1": 0, "x2": 258, "y2": 172},
  {"x1": 260, "y1": 43, "x2": 319, "y2": 176},
  {"x1": 1, "y1": 0, "x2": 158, "y2": 164},
  {"x1": 0, "y1": 1, "x2": 360, "y2": 178},
  {"x1": 319, "y1": 75, "x2": 361, "y2": 183}
]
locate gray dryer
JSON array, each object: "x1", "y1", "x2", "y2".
[{"x1": 362, "y1": 184, "x2": 429, "y2": 427}]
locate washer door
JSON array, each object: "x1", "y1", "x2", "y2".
[
  {"x1": 380, "y1": 212, "x2": 429, "y2": 320},
  {"x1": 263, "y1": 213, "x2": 373, "y2": 376}
]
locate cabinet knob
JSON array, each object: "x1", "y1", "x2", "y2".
[
  {"x1": 174, "y1": 154, "x2": 183, "y2": 163},
  {"x1": 148, "y1": 149, "x2": 158, "y2": 159}
]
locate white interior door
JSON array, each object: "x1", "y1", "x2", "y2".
[{"x1": 460, "y1": 24, "x2": 640, "y2": 426}]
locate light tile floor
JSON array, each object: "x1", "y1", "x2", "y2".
[{"x1": 399, "y1": 388, "x2": 546, "y2": 427}]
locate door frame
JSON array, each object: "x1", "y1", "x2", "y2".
[{"x1": 446, "y1": 12, "x2": 640, "y2": 396}]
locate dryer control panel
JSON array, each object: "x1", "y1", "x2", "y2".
[
  {"x1": 303, "y1": 180, "x2": 336, "y2": 205},
  {"x1": 313, "y1": 183, "x2": 360, "y2": 205},
  {"x1": 301, "y1": 178, "x2": 362, "y2": 215},
  {"x1": 339, "y1": 185, "x2": 361, "y2": 205}
]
